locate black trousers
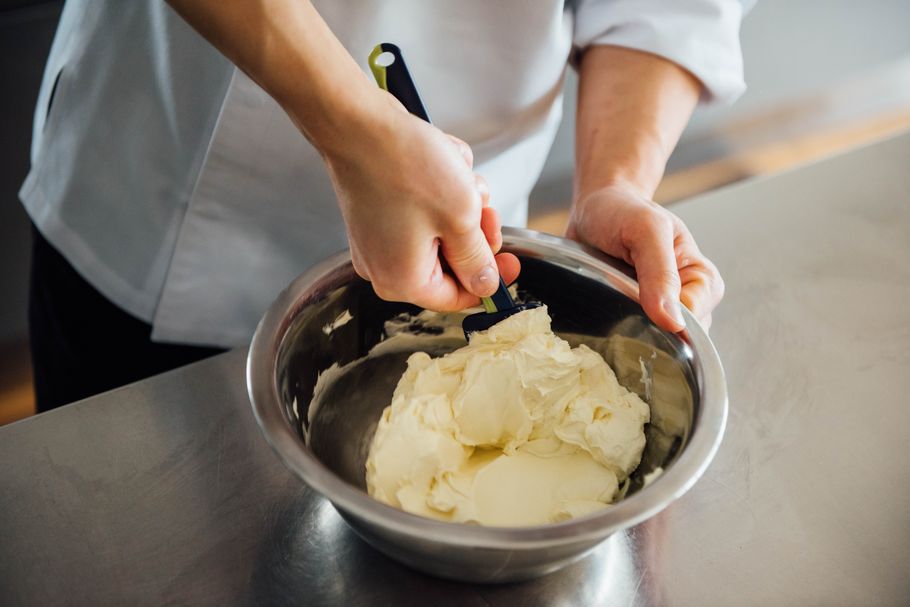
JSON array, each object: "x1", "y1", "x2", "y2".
[{"x1": 29, "y1": 226, "x2": 225, "y2": 412}]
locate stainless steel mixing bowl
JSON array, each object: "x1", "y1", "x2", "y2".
[{"x1": 247, "y1": 227, "x2": 727, "y2": 583}]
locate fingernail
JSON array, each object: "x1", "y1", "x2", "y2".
[
  {"x1": 662, "y1": 299, "x2": 686, "y2": 328},
  {"x1": 471, "y1": 264, "x2": 499, "y2": 296}
]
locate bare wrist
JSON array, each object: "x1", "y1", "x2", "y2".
[
  {"x1": 279, "y1": 77, "x2": 392, "y2": 159},
  {"x1": 574, "y1": 175, "x2": 653, "y2": 208}
]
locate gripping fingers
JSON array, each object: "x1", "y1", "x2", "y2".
[
  {"x1": 475, "y1": 174, "x2": 490, "y2": 207},
  {"x1": 441, "y1": 225, "x2": 499, "y2": 299},
  {"x1": 480, "y1": 206, "x2": 502, "y2": 252},
  {"x1": 679, "y1": 260, "x2": 724, "y2": 325},
  {"x1": 675, "y1": 230, "x2": 724, "y2": 325},
  {"x1": 628, "y1": 216, "x2": 685, "y2": 333},
  {"x1": 447, "y1": 134, "x2": 473, "y2": 168}
]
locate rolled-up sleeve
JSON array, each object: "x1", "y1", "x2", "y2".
[{"x1": 573, "y1": 0, "x2": 751, "y2": 105}]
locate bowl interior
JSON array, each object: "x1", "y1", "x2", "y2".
[{"x1": 275, "y1": 254, "x2": 697, "y2": 507}]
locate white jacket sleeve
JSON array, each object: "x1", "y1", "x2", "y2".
[{"x1": 573, "y1": 0, "x2": 752, "y2": 105}]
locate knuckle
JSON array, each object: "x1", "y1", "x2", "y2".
[
  {"x1": 714, "y1": 272, "x2": 726, "y2": 299},
  {"x1": 445, "y1": 213, "x2": 477, "y2": 237},
  {"x1": 625, "y1": 208, "x2": 672, "y2": 242},
  {"x1": 461, "y1": 143, "x2": 474, "y2": 165},
  {"x1": 350, "y1": 259, "x2": 370, "y2": 281},
  {"x1": 446, "y1": 240, "x2": 489, "y2": 268},
  {"x1": 392, "y1": 277, "x2": 422, "y2": 303},
  {"x1": 642, "y1": 266, "x2": 681, "y2": 292},
  {"x1": 657, "y1": 269, "x2": 682, "y2": 290},
  {"x1": 371, "y1": 278, "x2": 408, "y2": 302},
  {"x1": 698, "y1": 257, "x2": 725, "y2": 298},
  {"x1": 674, "y1": 217, "x2": 692, "y2": 239},
  {"x1": 442, "y1": 202, "x2": 483, "y2": 239},
  {"x1": 371, "y1": 282, "x2": 396, "y2": 302},
  {"x1": 449, "y1": 134, "x2": 472, "y2": 157},
  {"x1": 648, "y1": 209, "x2": 675, "y2": 235},
  {"x1": 400, "y1": 268, "x2": 439, "y2": 304}
]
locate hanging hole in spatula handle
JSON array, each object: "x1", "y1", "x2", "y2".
[{"x1": 368, "y1": 43, "x2": 431, "y2": 123}]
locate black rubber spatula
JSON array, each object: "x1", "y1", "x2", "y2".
[{"x1": 368, "y1": 43, "x2": 540, "y2": 339}]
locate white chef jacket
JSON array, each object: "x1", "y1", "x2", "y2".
[{"x1": 21, "y1": 0, "x2": 747, "y2": 348}]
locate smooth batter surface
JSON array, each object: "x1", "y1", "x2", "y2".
[{"x1": 365, "y1": 306, "x2": 650, "y2": 526}]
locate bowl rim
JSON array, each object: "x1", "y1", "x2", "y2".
[{"x1": 247, "y1": 227, "x2": 728, "y2": 549}]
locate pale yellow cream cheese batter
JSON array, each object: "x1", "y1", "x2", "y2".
[{"x1": 365, "y1": 306, "x2": 650, "y2": 526}]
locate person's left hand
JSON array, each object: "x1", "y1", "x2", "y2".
[{"x1": 565, "y1": 183, "x2": 724, "y2": 332}]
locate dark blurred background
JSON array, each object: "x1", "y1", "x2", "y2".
[{"x1": 1, "y1": 0, "x2": 62, "y2": 424}]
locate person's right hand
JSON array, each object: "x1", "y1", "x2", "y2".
[
  {"x1": 165, "y1": 1, "x2": 516, "y2": 310},
  {"x1": 164, "y1": 1, "x2": 517, "y2": 310},
  {"x1": 320, "y1": 90, "x2": 520, "y2": 311}
]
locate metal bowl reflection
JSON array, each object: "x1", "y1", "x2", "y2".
[{"x1": 247, "y1": 227, "x2": 727, "y2": 583}]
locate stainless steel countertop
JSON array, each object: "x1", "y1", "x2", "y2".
[{"x1": 2, "y1": 131, "x2": 909, "y2": 606}]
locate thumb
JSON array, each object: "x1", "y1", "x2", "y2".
[
  {"x1": 631, "y1": 223, "x2": 685, "y2": 333},
  {"x1": 440, "y1": 226, "x2": 499, "y2": 298}
]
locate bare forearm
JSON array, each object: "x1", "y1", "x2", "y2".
[
  {"x1": 568, "y1": 46, "x2": 723, "y2": 333},
  {"x1": 574, "y1": 46, "x2": 701, "y2": 200},
  {"x1": 166, "y1": 0, "x2": 380, "y2": 153}
]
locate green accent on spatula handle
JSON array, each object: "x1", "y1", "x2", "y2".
[{"x1": 482, "y1": 277, "x2": 515, "y2": 313}]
